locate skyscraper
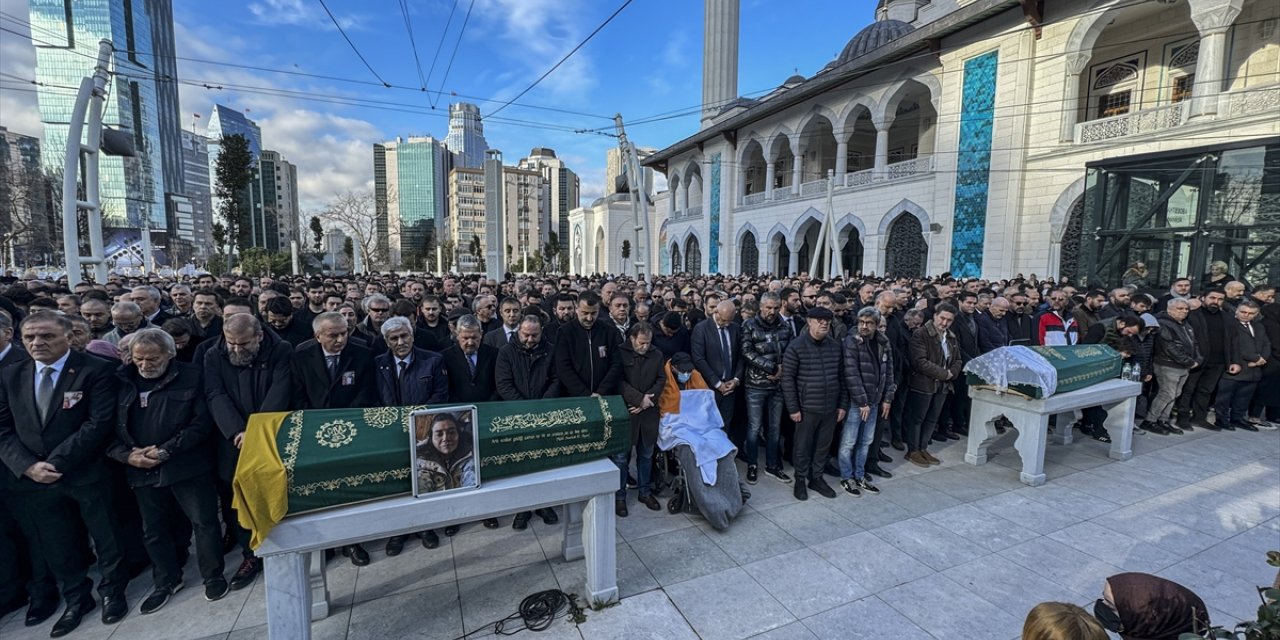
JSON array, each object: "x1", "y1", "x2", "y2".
[
  {"x1": 373, "y1": 136, "x2": 450, "y2": 270},
  {"x1": 518, "y1": 148, "x2": 579, "y2": 258},
  {"x1": 446, "y1": 163, "x2": 542, "y2": 274},
  {"x1": 258, "y1": 150, "x2": 299, "y2": 253},
  {"x1": 28, "y1": 0, "x2": 183, "y2": 242},
  {"x1": 0, "y1": 126, "x2": 58, "y2": 265},
  {"x1": 444, "y1": 103, "x2": 489, "y2": 169},
  {"x1": 206, "y1": 104, "x2": 267, "y2": 250},
  {"x1": 179, "y1": 130, "x2": 214, "y2": 257}
]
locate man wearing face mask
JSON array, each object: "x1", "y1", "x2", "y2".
[{"x1": 107, "y1": 329, "x2": 227, "y2": 613}]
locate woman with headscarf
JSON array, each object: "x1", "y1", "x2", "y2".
[
  {"x1": 1094, "y1": 572, "x2": 1211, "y2": 640},
  {"x1": 416, "y1": 413, "x2": 476, "y2": 493}
]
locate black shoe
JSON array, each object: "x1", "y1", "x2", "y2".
[
  {"x1": 931, "y1": 433, "x2": 948, "y2": 443},
  {"x1": 614, "y1": 499, "x2": 628, "y2": 518},
  {"x1": 954, "y1": 427, "x2": 969, "y2": 437},
  {"x1": 867, "y1": 466, "x2": 893, "y2": 479},
  {"x1": 765, "y1": 467, "x2": 792, "y2": 484},
  {"x1": 1092, "y1": 431, "x2": 1112, "y2": 444},
  {"x1": 746, "y1": 465, "x2": 758, "y2": 485},
  {"x1": 421, "y1": 530, "x2": 440, "y2": 548},
  {"x1": 809, "y1": 478, "x2": 837, "y2": 499},
  {"x1": 1160, "y1": 421, "x2": 1183, "y2": 435},
  {"x1": 100, "y1": 595, "x2": 128, "y2": 624},
  {"x1": 1146, "y1": 421, "x2": 1169, "y2": 435},
  {"x1": 856, "y1": 478, "x2": 880, "y2": 495},
  {"x1": 1236, "y1": 421, "x2": 1259, "y2": 432},
  {"x1": 204, "y1": 578, "x2": 229, "y2": 602},
  {"x1": 639, "y1": 495, "x2": 661, "y2": 511},
  {"x1": 890, "y1": 440, "x2": 905, "y2": 451},
  {"x1": 537, "y1": 508, "x2": 559, "y2": 525},
  {"x1": 229, "y1": 558, "x2": 262, "y2": 591},
  {"x1": 1197, "y1": 419, "x2": 1220, "y2": 431},
  {"x1": 49, "y1": 600, "x2": 94, "y2": 638},
  {"x1": 512, "y1": 512, "x2": 532, "y2": 531},
  {"x1": 822, "y1": 462, "x2": 841, "y2": 477},
  {"x1": 793, "y1": 482, "x2": 808, "y2": 501},
  {"x1": 385, "y1": 536, "x2": 406, "y2": 556},
  {"x1": 24, "y1": 597, "x2": 57, "y2": 627},
  {"x1": 840, "y1": 479, "x2": 861, "y2": 497},
  {"x1": 945, "y1": 432, "x2": 961, "y2": 440},
  {"x1": 1220, "y1": 421, "x2": 1236, "y2": 431},
  {"x1": 140, "y1": 584, "x2": 180, "y2": 615},
  {"x1": 877, "y1": 451, "x2": 892, "y2": 463},
  {"x1": 342, "y1": 544, "x2": 370, "y2": 566},
  {"x1": 444, "y1": 525, "x2": 460, "y2": 536},
  {"x1": 626, "y1": 474, "x2": 638, "y2": 489},
  {"x1": 482, "y1": 518, "x2": 500, "y2": 529}
]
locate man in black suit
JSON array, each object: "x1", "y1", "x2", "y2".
[
  {"x1": 692, "y1": 300, "x2": 745, "y2": 433},
  {"x1": 482, "y1": 297, "x2": 523, "y2": 349},
  {"x1": 374, "y1": 316, "x2": 448, "y2": 554},
  {"x1": 107, "y1": 329, "x2": 227, "y2": 614},
  {"x1": 0, "y1": 311, "x2": 130, "y2": 636},
  {"x1": 131, "y1": 286, "x2": 176, "y2": 327},
  {"x1": 0, "y1": 311, "x2": 30, "y2": 368},
  {"x1": 204, "y1": 313, "x2": 293, "y2": 592},
  {"x1": 440, "y1": 314, "x2": 501, "y2": 531},
  {"x1": 292, "y1": 311, "x2": 376, "y2": 564}
]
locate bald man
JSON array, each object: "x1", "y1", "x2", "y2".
[{"x1": 692, "y1": 300, "x2": 745, "y2": 433}]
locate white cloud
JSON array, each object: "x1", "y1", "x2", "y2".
[
  {"x1": 472, "y1": 0, "x2": 599, "y2": 101},
  {"x1": 256, "y1": 109, "x2": 382, "y2": 210},
  {"x1": 0, "y1": 0, "x2": 44, "y2": 137},
  {"x1": 246, "y1": 0, "x2": 364, "y2": 30}
]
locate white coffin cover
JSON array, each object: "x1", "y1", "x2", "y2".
[{"x1": 962, "y1": 346, "x2": 1059, "y2": 397}]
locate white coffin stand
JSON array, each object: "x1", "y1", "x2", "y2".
[
  {"x1": 964, "y1": 379, "x2": 1142, "y2": 486},
  {"x1": 254, "y1": 459, "x2": 620, "y2": 639}
]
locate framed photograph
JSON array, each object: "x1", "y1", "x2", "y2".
[{"x1": 410, "y1": 406, "x2": 481, "y2": 498}]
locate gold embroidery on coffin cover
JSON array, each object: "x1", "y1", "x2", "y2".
[{"x1": 480, "y1": 397, "x2": 614, "y2": 466}]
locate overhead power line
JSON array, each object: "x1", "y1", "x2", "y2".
[
  {"x1": 397, "y1": 0, "x2": 428, "y2": 90},
  {"x1": 433, "y1": 0, "x2": 476, "y2": 109},
  {"x1": 422, "y1": 0, "x2": 460, "y2": 106},
  {"x1": 487, "y1": 0, "x2": 634, "y2": 119},
  {"x1": 315, "y1": 0, "x2": 390, "y2": 87}
]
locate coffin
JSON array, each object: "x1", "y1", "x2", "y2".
[
  {"x1": 964, "y1": 345, "x2": 1123, "y2": 399},
  {"x1": 232, "y1": 396, "x2": 629, "y2": 546}
]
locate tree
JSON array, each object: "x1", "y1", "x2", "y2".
[
  {"x1": 238, "y1": 247, "x2": 290, "y2": 276},
  {"x1": 309, "y1": 215, "x2": 324, "y2": 252},
  {"x1": 468, "y1": 234, "x2": 483, "y2": 273},
  {"x1": 543, "y1": 231, "x2": 560, "y2": 275},
  {"x1": 439, "y1": 238, "x2": 456, "y2": 274},
  {"x1": 213, "y1": 134, "x2": 254, "y2": 255},
  {"x1": 342, "y1": 237, "x2": 354, "y2": 271},
  {"x1": 320, "y1": 190, "x2": 386, "y2": 272}
]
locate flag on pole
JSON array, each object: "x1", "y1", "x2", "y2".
[{"x1": 193, "y1": 113, "x2": 201, "y2": 118}]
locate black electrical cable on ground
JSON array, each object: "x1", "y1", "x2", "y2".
[{"x1": 451, "y1": 589, "x2": 583, "y2": 639}]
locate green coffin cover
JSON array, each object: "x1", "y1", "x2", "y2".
[
  {"x1": 966, "y1": 345, "x2": 1123, "y2": 399},
  {"x1": 277, "y1": 396, "x2": 630, "y2": 514}
]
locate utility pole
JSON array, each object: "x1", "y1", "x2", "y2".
[
  {"x1": 614, "y1": 115, "x2": 649, "y2": 277},
  {"x1": 61, "y1": 40, "x2": 114, "y2": 286}
]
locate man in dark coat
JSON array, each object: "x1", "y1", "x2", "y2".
[
  {"x1": 263, "y1": 296, "x2": 313, "y2": 348},
  {"x1": 904, "y1": 304, "x2": 963, "y2": 467},
  {"x1": 838, "y1": 308, "x2": 896, "y2": 497},
  {"x1": 494, "y1": 316, "x2": 561, "y2": 529},
  {"x1": 482, "y1": 297, "x2": 523, "y2": 349},
  {"x1": 692, "y1": 300, "x2": 745, "y2": 438},
  {"x1": 554, "y1": 291, "x2": 622, "y2": 398},
  {"x1": 415, "y1": 294, "x2": 452, "y2": 352},
  {"x1": 1005, "y1": 291, "x2": 1036, "y2": 347},
  {"x1": 374, "y1": 316, "x2": 449, "y2": 554},
  {"x1": 938, "y1": 292, "x2": 979, "y2": 440},
  {"x1": 107, "y1": 329, "x2": 227, "y2": 613},
  {"x1": 1176, "y1": 288, "x2": 1228, "y2": 430},
  {"x1": 1216, "y1": 301, "x2": 1270, "y2": 431},
  {"x1": 440, "y1": 313, "x2": 501, "y2": 530},
  {"x1": 614, "y1": 323, "x2": 666, "y2": 517},
  {"x1": 204, "y1": 313, "x2": 292, "y2": 591},
  {"x1": 291, "y1": 311, "x2": 376, "y2": 565},
  {"x1": 739, "y1": 292, "x2": 793, "y2": 484},
  {"x1": 976, "y1": 297, "x2": 1011, "y2": 354},
  {"x1": 651, "y1": 310, "x2": 691, "y2": 360},
  {"x1": 780, "y1": 307, "x2": 847, "y2": 502},
  {"x1": 0, "y1": 311, "x2": 129, "y2": 635}
]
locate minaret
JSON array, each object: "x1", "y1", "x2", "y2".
[{"x1": 701, "y1": 0, "x2": 740, "y2": 128}]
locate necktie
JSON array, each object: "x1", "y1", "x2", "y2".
[
  {"x1": 507, "y1": 329, "x2": 515, "y2": 344},
  {"x1": 36, "y1": 366, "x2": 55, "y2": 422},
  {"x1": 720, "y1": 326, "x2": 733, "y2": 381},
  {"x1": 467, "y1": 354, "x2": 477, "y2": 375},
  {"x1": 1245, "y1": 322, "x2": 1254, "y2": 338},
  {"x1": 326, "y1": 355, "x2": 338, "y2": 382},
  {"x1": 397, "y1": 360, "x2": 408, "y2": 404}
]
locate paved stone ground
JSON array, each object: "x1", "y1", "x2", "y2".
[{"x1": 3, "y1": 424, "x2": 1277, "y2": 640}]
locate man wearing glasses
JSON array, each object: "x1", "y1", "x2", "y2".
[
  {"x1": 357, "y1": 294, "x2": 392, "y2": 344},
  {"x1": 1037, "y1": 289, "x2": 1080, "y2": 346},
  {"x1": 1006, "y1": 291, "x2": 1037, "y2": 347}
]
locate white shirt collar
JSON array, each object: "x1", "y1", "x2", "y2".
[
  {"x1": 396, "y1": 354, "x2": 413, "y2": 367},
  {"x1": 35, "y1": 350, "x2": 71, "y2": 378},
  {"x1": 322, "y1": 349, "x2": 343, "y2": 358}
]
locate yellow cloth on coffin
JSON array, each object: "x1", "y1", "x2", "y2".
[{"x1": 231, "y1": 411, "x2": 290, "y2": 550}]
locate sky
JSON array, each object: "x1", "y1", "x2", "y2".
[{"x1": 0, "y1": 0, "x2": 878, "y2": 211}]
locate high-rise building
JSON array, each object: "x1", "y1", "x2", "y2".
[
  {"x1": 179, "y1": 130, "x2": 214, "y2": 257},
  {"x1": 206, "y1": 104, "x2": 268, "y2": 250},
  {"x1": 518, "y1": 147, "x2": 579, "y2": 257},
  {"x1": 447, "y1": 163, "x2": 544, "y2": 274},
  {"x1": 257, "y1": 150, "x2": 299, "y2": 253},
  {"x1": 444, "y1": 103, "x2": 489, "y2": 169},
  {"x1": 373, "y1": 136, "x2": 450, "y2": 270},
  {"x1": 0, "y1": 126, "x2": 58, "y2": 266},
  {"x1": 28, "y1": 0, "x2": 183, "y2": 243},
  {"x1": 606, "y1": 146, "x2": 657, "y2": 196}
]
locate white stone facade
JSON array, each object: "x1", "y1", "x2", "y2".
[{"x1": 646, "y1": 0, "x2": 1280, "y2": 280}]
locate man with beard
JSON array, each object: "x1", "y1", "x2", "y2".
[
  {"x1": 375, "y1": 317, "x2": 448, "y2": 554},
  {"x1": 1153, "y1": 277, "x2": 1193, "y2": 314},
  {"x1": 1177, "y1": 288, "x2": 1228, "y2": 430},
  {"x1": 108, "y1": 329, "x2": 227, "y2": 613},
  {"x1": 416, "y1": 294, "x2": 451, "y2": 352},
  {"x1": 1005, "y1": 291, "x2": 1036, "y2": 347},
  {"x1": 778, "y1": 287, "x2": 804, "y2": 338},
  {"x1": 263, "y1": 297, "x2": 313, "y2": 348},
  {"x1": 204, "y1": 313, "x2": 292, "y2": 592},
  {"x1": 80, "y1": 297, "x2": 114, "y2": 339},
  {"x1": 545, "y1": 292, "x2": 578, "y2": 336},
  {"x1": 495, "y1": 316, "x2": 561, "y2": 529},
  {"x1": 651, "y1": 309, "x2": 691, "y2": 360},
  {"x1": 554, "y1": 291, "x2": 623, "y2": 400},
  {"x1": 1073, "y1": 289, "x2": 1106, "y2": 335},
  {"x1": 1098, "y1": 287, "x2": 1133, "y2": 320},
  {"x1": 191, "y1": 290, "x2": 223, "y2": 341}
]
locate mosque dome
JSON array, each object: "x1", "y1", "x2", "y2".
[
  {"x1": 837, "y1": 19, "x2": 914, "y2": 64},
  {"x1": 782, "y1": 73, "x2": 805, "y2": 87}
]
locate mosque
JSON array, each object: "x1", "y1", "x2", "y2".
[{"x1": 572, "y1": 0, "x2": 1280, "y2": 287}]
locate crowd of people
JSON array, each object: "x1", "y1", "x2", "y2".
[{"x1": 0, "y1": 267, "x2": 1275, "y2": 638}]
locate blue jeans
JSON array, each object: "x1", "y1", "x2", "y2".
[
  {"x1": 838, "y1": 409, "x2": 878, "y2": 481},
  {"x1": 611, "y1": 442, "x2": 653, "y2": 499},
  {"x1": 744, "y1": 387, "x2": 783, "y2": 470}
]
